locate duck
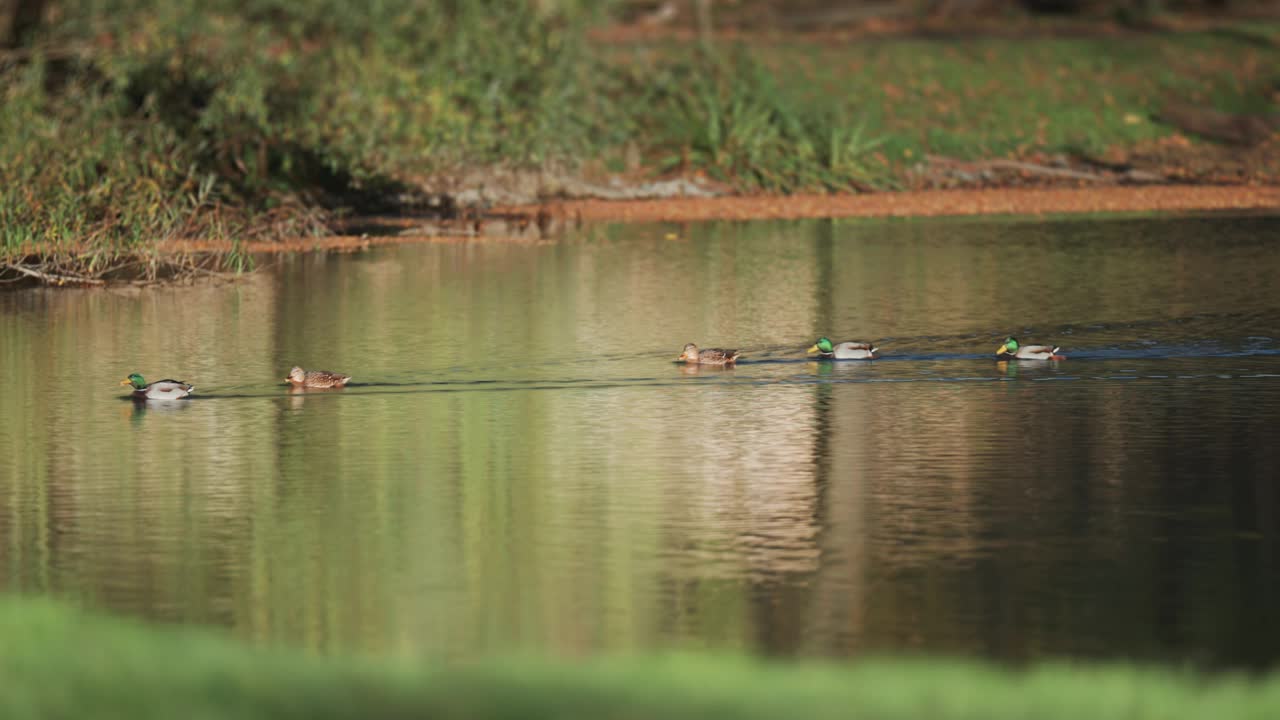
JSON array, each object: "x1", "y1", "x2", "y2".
[
  {"x1": 996, "y1": 336, "x2": 1065, "y2": 360},
  {"x1": 807, "y1": 336, "x2": 878, "y2": 360},
  {"x1": 285, "y1": 366, "x2": 352, "y2": 388},
  {"x1": 677, "y1": 343, "x2": 740, "y2": 366},
  {"x1": 120, "y1": 373, "x2": 194, "y2": 400}
]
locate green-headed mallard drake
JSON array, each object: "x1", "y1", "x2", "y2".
[
  {"x1": 807, "y1": 336, "x2": 878, "y2": 360},
  {"x1": 996, "y1": 337, "x2": 1064, "y2": 360},
  {"x1": 677, "y1": 343, "x2": 740, "y2": 366},
  {"x1": 285, "y1": 366, "x2": 352, "y2": 388},
  {"x1": 120, "y1": 373, "x2": 194, "y2": 400}
]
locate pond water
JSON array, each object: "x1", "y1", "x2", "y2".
[{"x1": 2, "y1": 214, "x2": 1278, "y2": 667}]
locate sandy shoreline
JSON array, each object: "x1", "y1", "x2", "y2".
[
  {"x1": 499, "y1": 185, "x2": 1280, "y2": 225},
  {"x1": 213, "y1": 185, "x2": 1280, "y2": 253},
  {"x1": 8, "y1": 185, "x2": 1279, "y2": 259}
]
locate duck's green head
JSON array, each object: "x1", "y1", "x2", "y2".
[
  {"x1": 807, "y1": 337, "x2": 834, "y2": 355},
  {"x1": 997, "y1": 337, "x2": 1019, "y2": 355},
  {"x1": 120, "y1": 373, "x2": 146, "y2": 389}
]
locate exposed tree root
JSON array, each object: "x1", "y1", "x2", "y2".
[{"x1": 0, "y1": 252, "x2": 248, "y2": 288}]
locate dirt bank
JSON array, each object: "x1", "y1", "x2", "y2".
[
  {"x1": 225, "y1": 185, "x2": 1280, "y2": 254},
  {"x1": 5, "y1": 185, "x2": 1277, "y2": 289},
  {"x1": 496, "y1": 185, "x2": 1280, "y2": 226},
  {"x1": 9, "y1": 185, "x2": 1278, "y2": 263}
]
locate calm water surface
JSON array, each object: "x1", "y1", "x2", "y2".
[{"x1": 2, "y1": 214, "x2": 1278, "y2": 667}]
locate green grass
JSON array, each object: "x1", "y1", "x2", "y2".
[
  {"x1": 3, "y1": 597, "x2": 1280, "y2": 720},
  {"x1": 596, "y1": 47, "x2": 892, "y2": 191},
  {"x1": 597, "y1": 31, "x2": 1277, "y2": 183},
  {"x1": 2, "y1": 1, "x2": 1277, "y2": 277},
  {"x1": 1, "y1": 0, "x2": 600, "y2": 268}
]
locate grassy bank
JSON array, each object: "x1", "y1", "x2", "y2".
[
  {"x1": 2, "y1": 1, "x2": 1277, "y2": 281},
  {"x1": 1, "y1": 0, "x2": 600, "y2": 281},
  {"x1": 3, "y1": 597, "x2": 1280, "y2": 720},
  {"x1": 596, "y1": 30, "x2": 1278, "y2": 190}
]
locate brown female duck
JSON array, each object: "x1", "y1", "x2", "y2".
[
  {"x1": 677, "y1": 343, "x2": 740, "y2": 366},
  {"x1": 285, "y1": 366, "x2": 352, "y2": 388}
]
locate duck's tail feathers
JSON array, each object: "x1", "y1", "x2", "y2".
[{"x1": 870, "y1": 347, "x2": 879, "y2": 355}]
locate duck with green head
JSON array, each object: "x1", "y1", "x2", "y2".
[
  {"x1": 807, "y1": 336, "x2": 878, "y2": 360},
  {"x1": 995, "y1": 337, "x2": 1064, "y2": 360},
  {"x1": 120, "y1": 373, "x2": 194, "y2": 400}
]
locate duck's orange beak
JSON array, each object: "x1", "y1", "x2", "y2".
[
  {"x1": 806, "y1": 344, "x2": 820, "y2": 355},
  {"x1": 119, "y1": 378, "x2": 132, "y2": 386},
  {"x1": 996, "y1": 344, "x2": 1009, "y2": 355},
  {"x1": 677, "y1": 351, "x2": 688, "y2": 361}
]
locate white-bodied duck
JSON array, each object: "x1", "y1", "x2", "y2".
[
  {"x1": 807, "y1": 336, "x2": 878, "y2": 360},
  {"x1": 995, "y1": 336, "x2": 1064, "y2": 360},
  {"x1": 120, "y1": 373, "x2": 194, "y2": 400}
]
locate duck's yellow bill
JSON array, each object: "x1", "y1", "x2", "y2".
[
  {"x1": 806, "y1": 345, "x2": 819, "y2": 354},
  {"x1": 119, "y1": 378, "x2": 132, "y2": 386},
  {"x1": 996, "y1": 344, "x2": 1008, "y2": 355}
]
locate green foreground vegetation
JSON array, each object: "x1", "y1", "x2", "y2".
[
  {"x1": 1, "y1": 1, "x2": 1277, "y2": 273},
  {"x1": 3, "y1": 597, "x2": 1280, "y2": 720}
]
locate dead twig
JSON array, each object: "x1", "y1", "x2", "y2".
[
  {"x1": 3, "y1": 262, "x2": 106, "y2": 286},
  {"x1": 981, "y1": 160, "x2": 1108, "y2": 182},
  {"x1": 0, "y1": 45, "x2": 94, "y2": 65},
  {"x1": 926, "y1": 155, "x2": 1110, "y2": 183}
]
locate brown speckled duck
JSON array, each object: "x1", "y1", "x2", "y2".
[
  {"x1": 285, "y1": 366, "x2": 352, "y2": 388},
  {"x1": 677, "y1": 343, "x2": 740, "y2": 366}
]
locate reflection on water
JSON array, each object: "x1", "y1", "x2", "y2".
[{"x1": 1, "y1": 214, "x2": 1278, "y2": 667}]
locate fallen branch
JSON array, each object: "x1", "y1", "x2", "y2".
[
  {"x1": 926, "y1": 155, "x2": 1110, "y2": 182},
  {"x1": 0, "y1": 44, "x2": 93, "y2": 64},
  {"x1": 981, "y1": 159, "x2": 1109, "y2": 182},
  {"x1": 3, "y1": 262, "x2": 106, "y2": 286}
]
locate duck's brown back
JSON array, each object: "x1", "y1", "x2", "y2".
[{"x1": 304, "y1": 370, "x2": 351, "y2": 388}]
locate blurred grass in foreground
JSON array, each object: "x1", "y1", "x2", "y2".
[{"x1": 3, "y1": 597, "x2": 1280, "y2": 720}]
